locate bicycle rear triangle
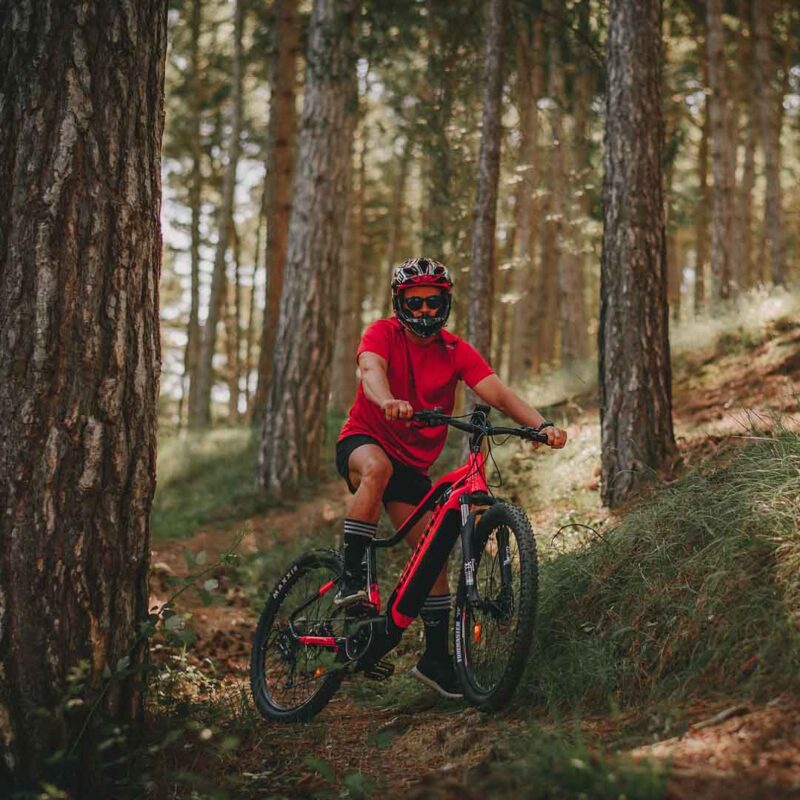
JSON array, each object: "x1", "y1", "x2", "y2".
[{"x1": 250, "y1": 406, "x2": 545, "y2": 722}]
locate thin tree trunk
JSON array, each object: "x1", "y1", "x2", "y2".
[
  {"x1": 0, "y1": 1, "x2": 166, "y2": 786},
  {"x1": 599, "y1": 0, "x2": 676, "y2": 507},
  {"x1": 244, "y1": 185, "x2": 267, "y2": 418},
  {"x1": 331, "y1": 120, "x2": 367, "y2": 414},
  {"x1": 180, "y1": 0, "x2": 204, "y2": 431},
  {"x1": 510, "y1": 15, "x2": 545, "y2": 383},
  {"x1": 253, "y1": 0, "x2": 301, "y2": 424},
  {"x1": 468, "y1": 0, "x2": 508, "y2": 361},
  {"x1": 380, "y1": 138, "x2": 412, "y2": 319},
  {"x1": 191, "y1": 0, "x2": 244, "y2": 427},
  {"x1": 422, "y1": 0, "x2": 456, "y2": 261},
  {"x1": 706, "y1": 0, "x2": 735, "y2": 301},
  {"x1": 550, "y1": 27, "x2": 587, "y2": 365},
  {"x1": 225, "y1": 219, "x2": 242, "y2": 420},
  {"x1": 754, "y1": 0, "x2": 786, "y2": 286},
  {"x1": 258, "y1": 0, "x2": 360, "y2": 493},
  {"x1": 695, "y1": 35, "x2": 710, "y2": 313},
  {"x1": 534, "y1": 13, "x2": 564, "y2": 371}
]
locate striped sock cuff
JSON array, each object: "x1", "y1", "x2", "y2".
[
  {"x1": 344, "y1": 518, "x2": 378, "y2": 542},
  {"x1": 421, "y1": 594, "x2": 451, "y2": 613}
]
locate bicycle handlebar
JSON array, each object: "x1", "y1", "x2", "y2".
[{"x1": 411, "y1": 409, "x2": 552, "y2": 444}]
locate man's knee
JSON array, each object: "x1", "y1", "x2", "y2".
[{"x1": 353, "y1": 454, "x2": 393, "y2": 495}]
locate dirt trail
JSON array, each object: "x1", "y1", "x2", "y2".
[{"x1": 150, "y1": 324, "x2": 800, "y2": 798}]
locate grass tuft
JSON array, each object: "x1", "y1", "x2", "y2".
[{"x1": 523, "y1": 430, "x2": 800, "y2": 713}]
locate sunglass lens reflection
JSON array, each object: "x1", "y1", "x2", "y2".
[{"x1": 405, "y1": 295, "x2": 443, "y2": 311}]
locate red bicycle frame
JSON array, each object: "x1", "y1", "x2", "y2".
[{"x1": 296, "y1": 448, "x2": 491, "y2": 651}]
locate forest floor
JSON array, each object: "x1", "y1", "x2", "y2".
[{"x1": 147, "y1": 311, "x2": 800, "y2": 799}]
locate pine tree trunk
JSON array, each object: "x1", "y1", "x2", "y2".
[
  {"x1": 380, "y1": 138, "x2": 412, "y2": 319},
  {"x1": 706, "y1": 0, "x2": 735, "y2": 301},
  {"x1": 695, "y1": 36, "x2": 710, "y2": 313},
  {"x1": 421, "y1": 0, "x2": 456, "y2": 262},
  {"x1": 0, "y1": 0, "x2": 165, "y2": 785},
  {"x1": 225, "y1": 220, "x2": 242, "y2": 420},
  {"x1": 753, "y1": 0, "x2": 786, "y2": 286},
  {"x1": 509, "y1": 16, "x2": 544, "y2": 384},
  {"x1": 550, "y1": 28, "x2": 587, "y2": 365},
  {"x1": 468, "y1": 0, "x2": 508, "y2": 361},
  {"x1": 599, "y1": 0, "x2": 676, "y2": 508},
  {"x1": 258, "y1": 0, "x2": 359, "y2": 494},
  {"x1": 244, "y1": 186, "x2": 267, "y2": 418},
  {"x1": 180, "y1": 0, "x2": 204, "y2": 431},
  {"x1": 191, "y1": 0, "x2": 244, "y2": 428},
  {"x1": 252, "y1": 0, "x2": 300, "y2": 424},
  {"x1": 331, "y1": 124, "x2": 367, "y2": 414}
]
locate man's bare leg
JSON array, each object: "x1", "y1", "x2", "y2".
[{"x1": 335, "y1": 444, "x2": 393, "y2": 605}]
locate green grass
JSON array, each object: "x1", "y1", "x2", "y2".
[
  {"x1": 522, "y1": 429, "x2": 800, "y2": 714},
  {"x1": 152, "y1": 427, "x2": 276, "y2": 540},
  {"x1": 153, "y1": 413, "x2": 347, "y2": 541}
]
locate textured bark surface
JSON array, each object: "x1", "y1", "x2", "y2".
[
  {"x1": 508, "y1": 18, "x2": 543, "y2": 385},
  {"x1": 706, "y1": 0, "x2": 735, "y2": 301},
  {"x1": 599, "y1": 0, "x2": 675, "y2": 508},
  {"x1": 468, "y1": 0, "x2": 507, "y2": 360},
  {"x1": 331, "y1": 125, "x2": 366, "y2": 414},
  {"x1": 753, "y1": 0, "x2": 785, "y2": 287},
  {"x1": 253, "y1": 0, "x2": 300, "y2": 423},
  {"x1": 258, "y1": 0, "x2": 359, "y2": 493},
  {"x1": 695, "y1": 36, "x2": 710, "y2": 313},
  {"x1": 181, "y1": 0, "x2": 203, "y2": 429},
  {"x1": 190, "y1": 0, "x2": 244, "y2": 428},
  {"x1": 549, "y1": 31, "x2": 587, "y2": 365},
  {"x1": 737, "y1": 3, "x2": 757, "y2": 291},
  {"x1": 0, "y1": 0, "x2": 166, "y2": 782}
]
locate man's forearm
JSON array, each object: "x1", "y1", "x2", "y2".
[{"x1": 361, "y1": 365, "x2": 395, "y2": 408}]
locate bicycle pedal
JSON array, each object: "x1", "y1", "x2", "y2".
[{"x1": 363, "y1": 658, "x2": 394, "y2": 681}]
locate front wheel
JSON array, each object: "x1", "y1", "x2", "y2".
[
  {"x1": 250, "y1": 549, "x2": 346, "y2": 722},
  {"x1": 454, "y1": 503, "x2": 538, "y2": 711}
]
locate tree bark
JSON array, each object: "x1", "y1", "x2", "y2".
[
  {"x1": 468, "y1": 0, "x2": 508, "y2": 361},
  {"x1": 253, "y1": 0, "x2": 301, "y2": 424},
  {"x1": 179, "y1": 0, "x2": 204, "y2": 431},
  {"x1": 599, "y1": 0, "x2": 676, "y2": 508},
  {"x1": 706, "y1": 0, "x2": 735, "y2": 301},
  {"x1": 0, "y1": 0, "x2": 165, "y2": 785},
  {"x1": 550, "y1": 27, "x2": 587, "y2": 365},
  {"x1": 244, "y1": 185, "x2": 267, "y2": 418},
  {"x1": 190, "y1": 0, "x2": 244, "y2": 428},
  {"x1": 695, "y1": 34, "x2": 710, "y2": 313},
  {"x1": 508, "y1": 17, "x2": 543, "y2": 386},
  {"x1": 225, "y1": 219, "x2": 242, "y2": 420},
  {"x1": 753, "y1": 0, "x2": 786, "y2": 286},
  {"x1": 380, "y1": 138, "x2": 412, "y2": 319},
  {"x1": 330, "y1": 121, "x2": 367, "y2": 414},
  {"x1": 258, "y1": 0, "x2": 359, "y2": 494}
]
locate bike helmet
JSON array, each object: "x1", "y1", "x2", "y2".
[{"x1": 391, "y1": 257, "x2": 453, "y2": 338}]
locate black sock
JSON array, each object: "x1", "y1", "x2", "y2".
[
  {"x1": 420, "y1": 594, "x2": 451, "y2": 662},
  {"x1": 343, "y1": 518, "x2": 377, "y2": 575}
]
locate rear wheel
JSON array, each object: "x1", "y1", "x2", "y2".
[
  {"x1": 250, "y1": 549, "x2": 346, "y2": 722},
  {"x1": 454, "y1": 503, "x2": 538, "y2": 711}
]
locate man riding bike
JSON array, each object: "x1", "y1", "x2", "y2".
[{"x1": 335, "y1": 257, "x2": 567, "y2": 698}]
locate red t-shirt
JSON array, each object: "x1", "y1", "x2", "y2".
[{"x1": 338, "y1": 318, "x2": 494, "y2": 473}]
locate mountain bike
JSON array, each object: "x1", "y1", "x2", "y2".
[{"x1": 250, "y1": 406, "x2": 551, "y2": 722}]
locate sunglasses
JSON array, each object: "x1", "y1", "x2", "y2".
[{"x1": 404, "y1": 294, "x2": 445, "y2": 311}]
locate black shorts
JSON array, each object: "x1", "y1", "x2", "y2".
[{"x1": 335, "y1": 435, "x2": 432, "y2": 507}]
